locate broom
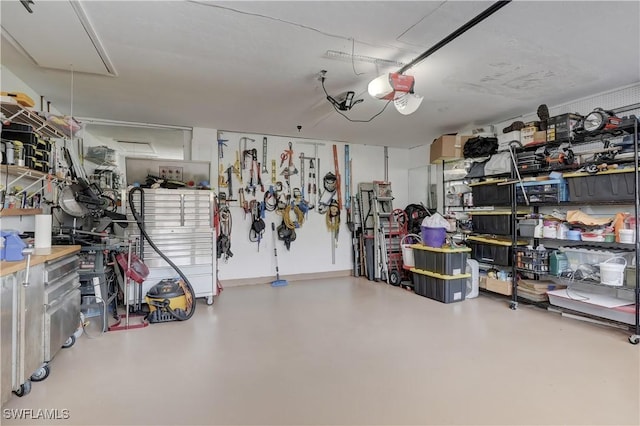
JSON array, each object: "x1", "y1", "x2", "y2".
[{"x1": 271, "y1": 223, "x2": 288, "y2": 287}]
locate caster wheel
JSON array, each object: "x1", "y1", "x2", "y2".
[
  {"x1": 389, "y1": 270, "x2": 401, "y2": 286},
  {"x1": 509, "y1": 302, "x2": 518, "y2": 310},
  {"x1": 629, "y1": 336, "x2": 639, "y2": 345},
  {"x1": 206, "y1": 296, "x2": 214, "y2": 306},
  {"x1": 13, "y1": 381, "x2": 31, "y2": 397},
  {"x1": 31, "y1": 365, "x2": 50, "y2": 382},
  {"x1": 62, "y1": 335, "x2": 76, "y2": 349}
]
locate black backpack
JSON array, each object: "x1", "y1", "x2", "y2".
[{"x1": 404, "y1": 204, "x2": 428, "y2": 235}]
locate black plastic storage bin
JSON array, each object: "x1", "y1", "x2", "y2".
[
  {"x1": 1, "y1": 122, "x2": 38, "y2": 145},
  {"x1": 470, "y1": 211, "x2": 513, "y2": 235},
  {"x1": 410, "y1": 268, "x2": 469, "y2": 303},
  {"x1": 466, "y1": 236, "x2": 515, "y2": 266},
  {"x1": 411, "y1": 244, "x2": 470, "y2": 275},
  {"x1": 565, "y1": 169, "x2": 636, "y2": 203},
  {"x1": 469, "y1": 180, "x2": 511, "y2": 206}
]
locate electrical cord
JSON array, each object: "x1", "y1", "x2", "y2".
[
  {"x1": 321, "y1": 77, "x2": 392, "y2": 123},
  {"x1": 128, "y1": 187, "x2": 196, "y2": 321}
]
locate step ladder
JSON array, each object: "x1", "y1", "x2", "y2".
[
  {"x1": 350, "y1": 194, "x2": 363, "y2": 277},
  {"x1": 357, "y1": 181, "x2": 397, "y2": 282},
  {"x1": 373, "y1": 181, "x2": 393, "y2": 283}
]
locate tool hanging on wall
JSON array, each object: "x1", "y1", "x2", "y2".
[
  {"x1": 216, "y1": 194, "x2": 233, "y2": 262},
  {"x1": 308, "y1": 159, "x2": 316, "y2": 209},
  {"x1": 271, "y1": 159, "x2": 277, "y2": 184},
  {"x1": 298, "y1": 141, "x2": 324, "y2": 211},
  {"x1": 249, "y1": 200, "x2": 265, "y2": 251},
  {"x1": 345, "y1": 145, "x2": 352, "y2": 230},
  {"x1": 332, "y1": 144, "x2": 342, "y2": 209},
  {"x1": 245, "y1": 148, "x2": 259, "y2": 195},
  {"x1": 218, "y1": 164, "x2": 228, "y2": 188},
  {"x1": 280, "y1": 141, "x2": 298, "y2": 182},
  {"x1": 233, "y1": 151, "x2": 242, "y2": 184},
  {"x1": 217, "y1": 138, "x2": 228, "y2": 159},
  {"x1": 318, "y1": 172, "x2": 337, "y2": 214},
  {"x1": 327, "y1": 199, "x2": 341, "y2": 264},
  {"x1": 299, "y1": 152, "x2": 305, "y2": 202},
  {"x1": 262, "y1": 137, "x2": 268, "y2": 174},
  {"x1": 226, "y1": 166, "x2": 236, "y2": 201},
  {"x1": 239, "y1": 137, "x2": 255, "y2": 170}
]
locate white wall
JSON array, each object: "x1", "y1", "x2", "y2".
[{"x1": 216, "y1": 131, "x2": 409, "y2": 281}]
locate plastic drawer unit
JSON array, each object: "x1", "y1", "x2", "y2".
[
  {"x1": 469, "y1": 211, "x2": 514, "y2": 235},
  {"x1": 467, "y1": 235, "x2": 527, "y2": 267},
  {"x1": 410, "y1": 244, "x2": 470, "y2": 275},
  {"x1": 468, "y1": 179, "x2": 511, "y2": 207},
  {"x1": 516, "y1": 179, "x2": 569, "y2": 204},
  {"x1": 564, "y1": 168, "x2": 636, "y2": 203},
  {"x1": 410, "y1": 268, "x2": 469, "y2": 303}
]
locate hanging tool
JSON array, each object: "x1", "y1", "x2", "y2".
[
  {"x1": 226, "y1": 166, "x2": 236, "y2": 201},
  {"x1": 217, "y1": 138, "x2": 228, "y2": 159},
  {"x1": 218, "y1": 164, "x2": 228, "y2": 188},
  {"x1": 239, "y1": 137, "x2": 255, "y2": 170},
  {"x1": 262, "y1": 137, "x2": 268, "y2": 174},
  {"x1": 271, "y1": 159, "x2": 276, "y2": 184},
  {"x1": 280, "y1": 141, "x2": 298, "y2": 178},
  {"x1": 345, "y1": 145, "x2": 351, "y2": 217},
  {"x1": 332, "y1": 145, "x2": 342, "y2": 208},
  {"x1": 308, "y1": 159, "x2": 316, "y2": 209},
  {"x1": 270, "y1": 223, "x2": 288, "y2": 287},
  {"x1": 249, "y1": 200, "x2": 265, "y2": 251},
  {"x1": 299, "y1": 152, "x2": 306, "y2": 200},
  {"x1": 233, "y1": 151, "x2": 242, "y2": 184},
  {"x1": 298, "y1": 142, "x2": 324, "y2": 209}
]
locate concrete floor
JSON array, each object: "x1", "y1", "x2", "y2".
[{"x1": 2, "y1": 277, "x2": 639, "y2": 425}]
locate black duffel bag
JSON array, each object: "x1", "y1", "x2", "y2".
[{"x1": 463, "y1": 136, "x2": 498, "y2": 158}]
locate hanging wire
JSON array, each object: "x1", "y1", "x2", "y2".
[
  {"x1": 321, "y1": 77, "x2": 391, "y2": 123},
  {"x1": 350, "y1": 38, "x2": 365, "y2": 76}
]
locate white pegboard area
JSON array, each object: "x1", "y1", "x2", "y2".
[{"x1": 492, "y1": 83, "x2": 640, "y2": 133}]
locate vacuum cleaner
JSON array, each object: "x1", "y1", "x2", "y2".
[
  {"x1": 128, "y1": 187, "x2": 197, "y2": 323},
  {"x1": 145, "y1": 278, "x2": 193, "y2": 323}
]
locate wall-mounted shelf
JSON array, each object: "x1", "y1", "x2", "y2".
[
  {"x1": 0, "y1": 208, "x2": 43, "y2": 217},
  {"x1": 1, "y1": 98, "x2": 67, "y2": 139}
]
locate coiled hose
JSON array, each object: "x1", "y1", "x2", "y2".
[{"x1": 128, "y1": 187, "x2": 196, "y2": 321}]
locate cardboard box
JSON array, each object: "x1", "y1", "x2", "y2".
[
  {"x1": 534, "y1": 131, "x2": 547, "y2": 144},
  {"x1": 430, "y1": 134, "x2": 471, "y2": 164},
  {"x1": 521, "y1": 126, "x2": 537, "y2": 146},
  {"x1": 485, "y1": 277, "x2": 513, "y2": 296}
]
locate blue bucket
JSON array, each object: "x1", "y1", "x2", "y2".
[{"x1": 421, "y1": 226, "x2": 447, "y2": 248}]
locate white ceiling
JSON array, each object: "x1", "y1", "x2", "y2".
[{"x1": 1, "y1": 1, "x2": 639, "y2": 149}]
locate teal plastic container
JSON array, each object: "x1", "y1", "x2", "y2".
[{"x1": 549, "y1": 251, "x2": 568, "y2": 276}]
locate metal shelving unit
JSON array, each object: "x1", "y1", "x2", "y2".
[
  {"x1": 510, "y1": 114, "x2": 639, "y2": 344},
  {"x1": 0, "y1": 98, "x2": 67, "y2": 139}
]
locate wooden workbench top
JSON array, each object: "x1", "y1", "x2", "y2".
[{"x1": 0, "y1": 245, "x2": 81, "y2": 277}]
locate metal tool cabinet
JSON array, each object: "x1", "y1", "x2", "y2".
[
  {"x1": 125, "y1": 188, "x2": 216, "y2": 304},
  {"x1": 43, "y1": 255, "x2": 81, "y2": 363},
  {"x1": 0, "y1": 263, "x2": 45, "y2": 402}
]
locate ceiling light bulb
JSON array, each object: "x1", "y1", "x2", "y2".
[{"x1": 394, "y1": 93, "x2": 424, "y2": 115}]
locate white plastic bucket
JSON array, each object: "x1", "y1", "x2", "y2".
[
  {"x1": 619, "y1": 229, "x2": 635, "y2": 244},
  {"x1": 599, "y1": 257, "x2": 627, "y2": 286},
  {"x1": 401, "y1": 234, "x2": 421, "y2": 268}
]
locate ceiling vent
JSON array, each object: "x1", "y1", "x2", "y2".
[{"x1": 1, "y1": 0, "x2": 117, "y2": 76}]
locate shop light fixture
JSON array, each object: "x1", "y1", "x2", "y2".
[{"x1": 325, "y1": 50, "x2": 405, "y2": 68}]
